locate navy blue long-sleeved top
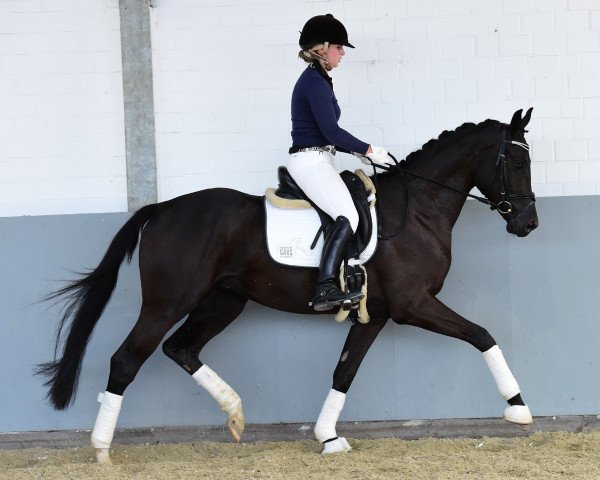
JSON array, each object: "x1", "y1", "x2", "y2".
[{"x1": 290, "y1": 62, "x2": 369, "y2": 155}]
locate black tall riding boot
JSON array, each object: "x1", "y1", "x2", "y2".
[{"x1": 311, "y1": 216, "x2": 364, "y2": 312}]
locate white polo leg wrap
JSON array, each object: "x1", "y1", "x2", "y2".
[
  {"x1": 91, "y1": 391, "x2": 123, "y2": 449},
  {"x1": 314, "y1": 389, "x2": 346, "y2": 443},
  {"x1": 192, "y1": 365, "x2": 241, "y2": 414},
  {"x1": 482, "y1": 345, "x2": 520, "y2": 400}
]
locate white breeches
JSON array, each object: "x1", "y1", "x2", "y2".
[{"x1": 288, "y1": 151, "x2": 359, "y2": 233}]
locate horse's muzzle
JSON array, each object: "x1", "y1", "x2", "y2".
[{"x1": 506, "y1": 201, "x2": 538, "y2": 237}]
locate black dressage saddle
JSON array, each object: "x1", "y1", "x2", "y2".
[{"x1": 274, "y1": 166, "x2": 374, "y2": 259}]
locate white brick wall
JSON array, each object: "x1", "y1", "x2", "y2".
[
  {"x1": 0, "y1": 0, "x2": 126, "y2": 217},
  {"x1": 150, "y1": 1, "x2": 600, "y2": 201},
  {"x1": 2, "y1": 1, "x2": 599, "y2": 216}
]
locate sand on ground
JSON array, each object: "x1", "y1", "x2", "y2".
[{"x1": 1, "y1": 431, "x2": 599, "y2": 480}]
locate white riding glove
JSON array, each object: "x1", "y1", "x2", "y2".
[{"x1": 365, "y1": 146, "x2": 391, "y2": 166}]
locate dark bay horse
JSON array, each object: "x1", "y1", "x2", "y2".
[{"x1": 39, "y1": 109, "x2": 538, "y2": 462}]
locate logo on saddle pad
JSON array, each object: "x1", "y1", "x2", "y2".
[{"x1": 278, "y1": 238, "x2": 306, "y2": 258}]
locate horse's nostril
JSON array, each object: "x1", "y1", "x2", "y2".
[{"x1": 527, "y1": 219, "x2": 538, "y2": 231}]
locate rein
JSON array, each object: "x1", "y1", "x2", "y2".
[{"x1": 370, "y1": 128, "x2": 535, "y2": 230}]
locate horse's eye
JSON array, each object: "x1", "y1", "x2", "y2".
[{"x1": 515, "y1": 162, "x2": 524, "y2": 169}]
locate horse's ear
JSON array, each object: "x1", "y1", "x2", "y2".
[
  {"x1": 509, "y1": 109, "x2": 523, "y2": 135},
  {"x1": 520, "y1": 107, "x2": 533, "y2": 130}
]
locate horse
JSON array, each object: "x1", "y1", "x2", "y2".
[{"x1": 38, "y1": 108, "x2": 538, "y2": 462}]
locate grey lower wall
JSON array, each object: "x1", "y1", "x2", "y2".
[{"x1": 1, "y1": 196, "x2": 599, "y2": 433}]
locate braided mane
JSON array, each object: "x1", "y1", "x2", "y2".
[{"x1": 404, "y1": 118, "x2": 500, "y2": 166}]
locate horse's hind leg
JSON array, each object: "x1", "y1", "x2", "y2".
[
  {"x1": 162, "y1": 287, "x2": 248, "y2": 442},
  {"x1": 398, "y1": 296, "x2": 533, "y2": 425},
  {"x1": 91, "y1": 306, "x2": 183, "y2": 464}
]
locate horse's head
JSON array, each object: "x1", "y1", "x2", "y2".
[{"x1": 476, "y1": 108, "x2": 538, "y2": 237}]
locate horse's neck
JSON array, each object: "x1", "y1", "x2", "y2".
[
  {"x1": 385, "y1": 127, "x2": 497, "y2": 230},
  {"x1": 407, "y1": 163, "x2": 471, "y2": 229}
]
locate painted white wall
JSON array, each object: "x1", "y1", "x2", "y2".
[
  {"x1": 1, "y1": 1, "x2": 598, "y2": 216},
  {"x1": 0, "y1": 0, "x2": 126, "y2": 217},
  {"x1": 151, "y1": 0, "x2": 600, "y2": 200}
]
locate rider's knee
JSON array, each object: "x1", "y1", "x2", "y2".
[{"x1": 346, "y1": 210, "x2": 359, "y2": 233}]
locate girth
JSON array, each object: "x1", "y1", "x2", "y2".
[{"x1": 274, "y1": 166, "x2": 374, "y2": 258}]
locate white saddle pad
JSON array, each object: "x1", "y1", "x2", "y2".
[{"x1": 264, "y1": 199, "x2": 378, "y2": 268}]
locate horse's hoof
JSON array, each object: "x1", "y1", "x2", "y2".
[
  {"x1": 227, "y1": 407, "x2": 245, "y2": 443},
  {"x1": 321, "y1": 437, "x2": 352, "y2": 454},
  {"x1": 95, "y1": 448, "x2": 112, "y2": 465},
  {"x1": 504, "y1": 405, "x2": 533, "y2": 425}
]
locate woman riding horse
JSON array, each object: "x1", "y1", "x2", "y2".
[
  {"x1": 38, "y1": 108, "x2": 538, "y2": 461},
  {"x1": 37, "y1": 14, "x2": 539, "y2": 463},
  {"x1": 289, "y1": 14, "x2": 392, "y2": 312}
]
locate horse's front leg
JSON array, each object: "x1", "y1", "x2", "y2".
[
  {"x1": 397, "y1": 295, "x2": 533, "y2": 425},
  {"x1": 314, "y1": 318, "x2": 387, "y2": 454}
]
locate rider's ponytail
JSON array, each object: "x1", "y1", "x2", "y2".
[{"x1": 298, "y1": 42, "x2": 329, "y2": 64}]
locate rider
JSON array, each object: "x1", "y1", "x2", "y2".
[{"x1": 288, "y1": 14, "x2": 392, "y2": 312}]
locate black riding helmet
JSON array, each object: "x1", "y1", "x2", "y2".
[{"x1": 299, "y1": 14, "x2": 355, "y2": 49}]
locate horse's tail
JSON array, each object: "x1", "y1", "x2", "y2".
[{"x1": 36, "y1": 203, "x2": 158, "y2": 410}]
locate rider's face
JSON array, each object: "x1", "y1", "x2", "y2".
[{"x1": 324, "y1": 44, "x2": 345, "y2": 70}]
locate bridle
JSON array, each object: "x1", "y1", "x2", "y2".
[
  {"x1": 485, "y1": 128, "x2": 536, "y2": 215},
  {"x1": 371, "y1": 127, "x2": 536, "y2": 216}
]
